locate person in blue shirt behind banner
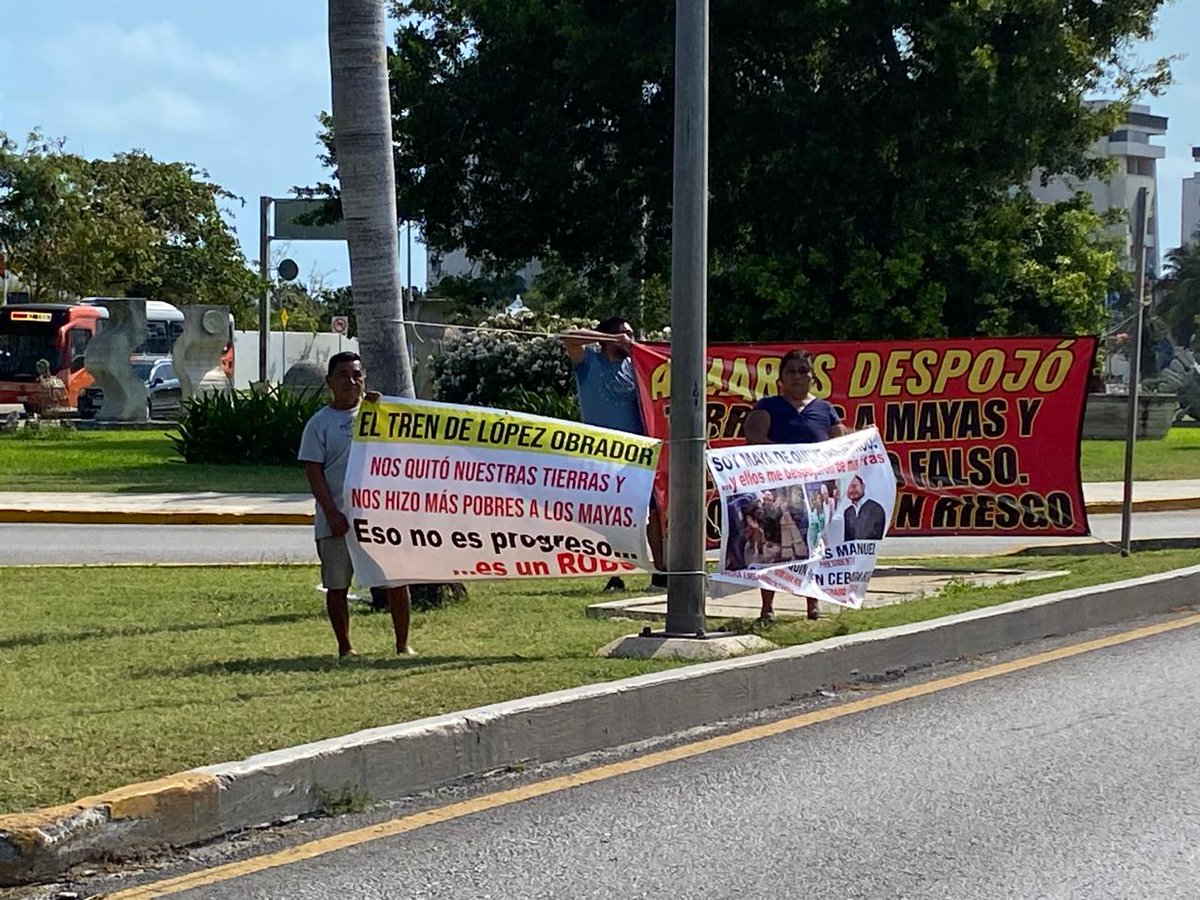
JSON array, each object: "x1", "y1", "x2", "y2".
[
  {"x1": 298, "y1": 352, "x2": 413, "y2": 658},
  {"x1": 562, "y1": 317, "x2": 666, "y2": 592},
  {"x1": 743, "y1": 348, "x2": 847, "y2": 622}
]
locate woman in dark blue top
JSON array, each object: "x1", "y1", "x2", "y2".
[{"x1": 743, "y1": 349, "x2": 847, "y2": 622}]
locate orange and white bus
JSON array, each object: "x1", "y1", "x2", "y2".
[
  {"x1": 0, "y1": 303, "x2": 108, "y2": 413},
  {"x1": 0, "y1": 299, "x2": 231, "y2": 414}
]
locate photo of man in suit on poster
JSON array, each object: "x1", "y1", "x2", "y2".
[{"x1": 842, "y1": 474, "x2": 887, "y2": 541}]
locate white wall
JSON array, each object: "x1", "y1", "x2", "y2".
[
  {"x1": 232, "y1": 331, "x2": 359, "y2": 390},
  {"x1": 1183, "y1": 174, "x2": 1200, "y2": 247}
]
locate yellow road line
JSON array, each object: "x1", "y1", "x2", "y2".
[{"x1": 106, "y1": 611, "x2": 1200, "y2": 899}]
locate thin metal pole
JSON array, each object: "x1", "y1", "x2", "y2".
[
  {"x1": 258, "y1": 196, "x2": 271, "y2": 384},
  {"x1": 664, "y1": 0, "x2": 708, "y2": 636},
  {"x1": 1120, "y1": 187, "x2": 1148, "y2": 556},
  {"x1": 405, "y1": 222, "x2": 413, "y2": 314}
]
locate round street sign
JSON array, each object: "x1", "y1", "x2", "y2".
[
  {"x1": 277, "y1": 259, "x2": 300, "y2": 282},
  {"x1": 331, "y1": 315, "x2": 349, "y2": 336}
]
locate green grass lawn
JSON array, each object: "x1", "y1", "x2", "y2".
[
  {"x1": 1, "y1": 426, "x2": 1199, "y2": 493},
  {"x1": 3, "y1": 549, "x2": 1198, "y2": 814},
  {"x1": 1077, "y1": 426, "x2": 1200, "y2": 482},
  {"x1": 0, "y1": 430, "x2": 307, "y2": 493}
]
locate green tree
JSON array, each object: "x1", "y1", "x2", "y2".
[
  {"x1": 0, "y1": 131, "x2": 260, "y2": 323},
  {"x1": 1159, "y1": 236, "x2": 1200, "y2": 346},
  {"x1": 345, "y1": 0, "x2": 1169, "y2": 339},
  {"x1": 521, "y1": 256, "x2": 670, "y2": 334},
  {"x1": 271, "y1": 281, "x2": 326, "y2": 332},
  {"x1": 428, "y1": 271, "x2": 527, "y2": 312}
]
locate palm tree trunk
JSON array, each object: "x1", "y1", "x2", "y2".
[
  {"x1": 328, "y1": 1, "x2": 463, "y2": 601},
  {"x1": 328, "y1": 0, "x2": 415, "y2": 398}
]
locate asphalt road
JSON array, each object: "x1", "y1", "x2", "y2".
[
  {"x1": 96, "y1": 618, "x2": 1200, "y2": 899},
  {"x1": 1, "y1": 511, "x2": 1197, "y2": 565}
]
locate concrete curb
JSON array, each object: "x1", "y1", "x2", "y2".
[
  {"x1": 3, "y1": 564, "x2": 1199, "y2": 886},
  {"x1": 0, "y1": 510, "x2": 312, "y2": 526},
  {"x1": 1082, "y1": 498, "x2": 1200, "y2": 515},
  {"x1": 0, "y1": 774, "x2": 220, "y2": 885},
  {"x1": 1, "y1": 497, "x2": 1196, "y2": 526}
]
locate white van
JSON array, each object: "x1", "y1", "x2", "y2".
[{"x1": 79, "y1": 298, "x2": 185, "y2": 356}]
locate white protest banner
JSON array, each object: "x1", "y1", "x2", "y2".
[
  {"x1": 343, "y1": 397, "x2": 661, "y2": 584},
  {"x1": 705, "y1": 427, "x2": 895, "y2": 608}
]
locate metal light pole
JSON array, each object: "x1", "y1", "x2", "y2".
[
  {"x1": 258, "y1": 196, "x2": 272, "y2": 384},
  {"x1": 1120, "y1": 187, "x2": 1149, "y2": 556},
  {"x1": 664, "y1": 0, "x2": 709, "y2": 636}
]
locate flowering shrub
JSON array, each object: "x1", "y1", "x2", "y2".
[{"x1": 430, "y1": 310, "x2": 591, "y2": 418}]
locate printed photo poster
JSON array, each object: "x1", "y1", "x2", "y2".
[
  {"x1": 706, "y1": 427, "x2": 896, "y2": 608},
  {"x1": 342, "y1": 397, "x2": 662, "y2": 585}
]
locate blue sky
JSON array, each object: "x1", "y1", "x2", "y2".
[{"x1": 3, "y1": 1, "x2": 1198, "y2": 290}]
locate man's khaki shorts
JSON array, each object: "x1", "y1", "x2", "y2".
[{"x1": 316, "y1": 535, "x2": 355, "y2": 591}]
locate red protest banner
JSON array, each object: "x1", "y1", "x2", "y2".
[{"x1": 631, "y1": 337, "x2": 1097, "y2": 540}]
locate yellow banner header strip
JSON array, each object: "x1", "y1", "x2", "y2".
[{"x1": 355, "y1": 398, "x2": 662, "y2": 470}]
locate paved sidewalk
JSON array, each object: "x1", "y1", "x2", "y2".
[
  {"x1": 588, "y1": 566, "x2": 1069, "y2": 622},
  {"x1": 0, "y1": 490, "x2": 313, "y2": 524},
  {"x1": 0, "y1": 480, "x2": 1197, "y2": 524}
]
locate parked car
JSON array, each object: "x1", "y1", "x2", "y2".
[{"x1": 77, "y1": 357, "x2": 183, "y2": 420}]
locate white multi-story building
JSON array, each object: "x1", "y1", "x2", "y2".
[
  {"x1": 1029, "y1": 102, "x2": 1168, "y2": 276},
  {"x1": 426, "y1": 248, "x2": 542, "y2": 294},
  {"x1": 1182, "y1": 147, "x2": 1200, "y2": 248}
]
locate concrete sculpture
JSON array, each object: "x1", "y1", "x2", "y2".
[
  {"x1": 84, "y1": 298, "x2": 147, "y2": 422},
  {"x1": 175, "y1": 306, "x2": 232, "y2": 401}
]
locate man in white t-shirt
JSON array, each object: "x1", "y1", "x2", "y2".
[{"x1": 298, "y1": 352, "x2": 413, "y2": 657}]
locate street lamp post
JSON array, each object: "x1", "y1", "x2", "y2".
[
  {"x1": 258, "y1": 197, "x2": 272, "y2": 384},
  {"x1": 664, "y1": 0, "x2": 709, "y2": 636},
  {"x1": 1120, "y1": 187, "x2": 1149, "y2": 556}
]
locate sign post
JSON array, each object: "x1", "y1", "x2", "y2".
[
  {"x1": 331, "y1": 315, "x2": 349, "y2": 352},
  {"x1": 280, "y1": 307, "x2": 289, "y2": 380}
]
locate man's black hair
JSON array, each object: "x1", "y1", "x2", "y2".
[
  {"x1": 595, "y1": 316, "x2": 632, "y2": 335},
  {"x1": 327, "y1": 351, "x2": 363, "y2": 376}
]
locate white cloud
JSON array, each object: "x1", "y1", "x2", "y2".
[
  {"x1": 26, "y1": 19, "x2": 332, "y2": 145},
  {"x1": 277, "y1": 37, "x2": 332, "y2": 83},
  {"x1": 32, "y1": 20, "x2": 330, "y2": 136},
  {"x1": 42, "y1": 21, "x2": 328, "y2": 93},
  {"x1": 64, "y1": 88, "x2": 216, "y2": 135},
  {"x1": 44, "y1": 21, "x2": 248, "y2": 86}
]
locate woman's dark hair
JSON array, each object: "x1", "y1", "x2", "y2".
[{"x1": 779, "y1": 349, "x2": 813, "y2": 371}]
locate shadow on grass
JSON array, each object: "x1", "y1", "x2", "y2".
[
  {"x1": 8, "y1": 655, "x2": 538, "y2": 727},
  {"x1": 147, "y1": 653, "x2": 532, "y2": 678},
  {"x1": 0, "y1": 610, "x2": 321, "y2": 650},
  {"x1": 57, "y1": 463, "x2": 305, "y2": 493},
  {"x1": 0, "y1": 435, "x2": 306, "y2": 492}
]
